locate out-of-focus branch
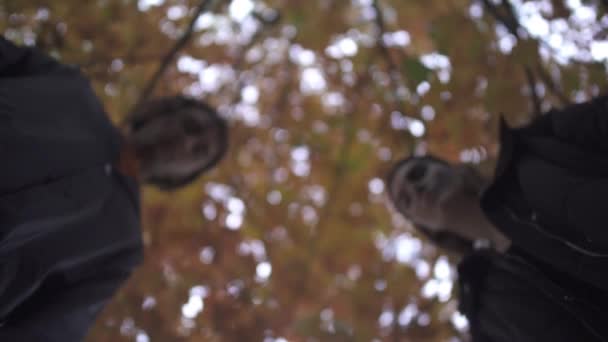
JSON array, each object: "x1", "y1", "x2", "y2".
[
  {"x1": 480, "y1": 0, "x2": 570, "y2": 109},
  {"x1": 371, "y1": 0, "x2": 417, "y2": 152},
  {"x1": 218, "y1": 10, "x2": 282, "y2": 231},
  {"x1": 229, "y1": 9, "x2": 281, "y2": 104},
  {"x1": 133, "y1": 0, "x2": 216, "y2": 110},
  {"x1": 371, "y1": 0, "x2": 409, "y2": 96},
  {"x1": 481, "y1": 0, "x2": 520, "y2": 37},
  {"x1": 371, "y1": 0, "x2": 399, "y2": 71},
  {"x1": 535, "y1": 63, "x2": 569, "y2": 106},
  {"x1": 524, "y1": 66, "x2": 541, "y2": 117}
]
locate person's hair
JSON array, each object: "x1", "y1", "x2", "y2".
[
  {"x1": 128, "y1": 95, "x2": 228, "y2": 190},
  {"x1": 386, "y1": 155, "x2": 474, "y2": 254}
]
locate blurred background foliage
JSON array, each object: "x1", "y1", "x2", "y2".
[{"x1": 1, "y1": 0, "x2": 608, "y2": 340}]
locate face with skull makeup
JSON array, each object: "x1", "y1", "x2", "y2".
[
  {"x1": 125, "y1": 96, "x2": 228, "y2": 190},
  {"x1": 387, "y1": 156, "x2": 510, "y2": 253}
]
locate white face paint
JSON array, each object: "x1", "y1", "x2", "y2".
[
  {"x1": 128, "y1": 97, "x2": 226, "y2": 188},
  {"x1": 136, "y1": 125, "x2": 223, "y2": 186},
  {"x1": 390, "y1": 158, "x2": 461, "y2": 231},
  {"x1": 389, "y1": 157, "x2": 511, "y2": 252}
]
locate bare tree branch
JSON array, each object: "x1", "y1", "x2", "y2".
[
  {"x1": 133, "y1": 0, "x2": 216, "y2": 110},
  {"x1": 535, "y1": 63, "x2": 570, "y2": 106},
  {"x1": 481, "y1": 0, "x2": 520, "y2": 37},
  {"x1": 216, "y1": 11, "x2": 282, "y2": 233},
  {"x1": 499, "y1": 0, "x2": 522, "y2": 36},
  {"x1": 371, "y1": 0, "x2": 417, "y2": 152},
  {"x1": 524, "y1": 66, "x2": 541, "y2": 117},
  {"x1": 372, "y1": 0, "x2": 398, "y2": 68},
  {"x1": 371, "y1": 0, "x2": 408, "y2": 95},
  {"x1": 480, "y1": 0, "x2": 571, "y2": 108},
  {"x1": 228, "y1": 10, "x2": 281, "y2": 105}
]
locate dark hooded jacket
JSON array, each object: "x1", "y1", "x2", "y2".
[
  {"x1": 482, "y1": 95, "x2": 608, "y2": 292},
  {"x1": 0, "y1": 37, "x2": 142, "y2": 341},
  {"x1": 459, "y1": 95, "x2": 608, "y2": 341},
  {"x1": 458, "y1": 248, "x2": 608, "y2": 341}
]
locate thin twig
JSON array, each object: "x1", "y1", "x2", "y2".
[
  {"x1": 499, "y1": 0, "x2": 521, "y2": 36},
  {"x1": 228, "y1": 11, "x2": 281, "y2": 105},
  {"x1": 372, "y1": 0, "x2": 398, "y2": 67},
  {"x1": 535, "y1": 63, "x2": 570, "y2": 106},
  {"x1": 371, "y1": 0, "x2": 408, "y2": 94},
  {"x1": 371, "y1": 0, "x2": 416, "y2": 152},
  {"x1": 480, "y1": 0, "x2": 571, "y2": 107},
  {"x1": 218, "y1": 11, "x2": 282, "y2": 233},
  {"x1": 134, "y1": 0, "x2": 215, "y2": 110},
  {"x1": 523, "y1": 66, "x2": 541, "y2": 117},
  {"x1": 481, "y1": 0, "x2": 519, "y2": 37}
]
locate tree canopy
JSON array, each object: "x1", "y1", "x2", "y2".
[{"x1": 2, "y1": 0, "x2": 607, "y2": 340}]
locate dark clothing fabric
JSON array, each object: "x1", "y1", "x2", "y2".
[
  {"x1": 458, "y1": 249, "x2": 608, "y2": 342},
  {"x1": 481, "y1": 96, "x2": 608, "y2": 292},
  {"x1": 0, "y1": 38, "x2": 143, "y2": 341},
  {"x1": 460, "y1": 96, "x2": 608, "y2": 341},
  {"x1": 0, "y1": 38, "x2": 122, "y2": 195}
]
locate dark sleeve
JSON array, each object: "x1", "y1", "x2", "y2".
[
  {"x1": 0, "y1": 37, "x2": 66, "y2": 77},
  {"x1": 0, "y1": 265, "x2": 132, "y2": 342},
  {"x1": 459, "y1": 252, "x2": 602, "y2": 342},
  {"x1": 534, "y1": 95, "x2": 608, "y2": 154}
]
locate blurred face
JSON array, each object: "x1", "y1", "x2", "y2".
[
  {"x1": 388, "y1": 156, "x2": 512, "y2": 249},
  {"x1": 388, "y1": 156, "x2": 512, "y2": 252},
  {"x1": 129, "y1": 109, "x2": 224, "y2": 186},
  {"x1": 389, "y1": 157, "x2": 467, "y2": 231}
]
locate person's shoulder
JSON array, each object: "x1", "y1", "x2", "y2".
[
  {"x1": 456, "y1": 249, "x2": 499, "y2": 321},
  {"x1": 459, "y1": 249, "x2": 608, "y2": 342}
]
